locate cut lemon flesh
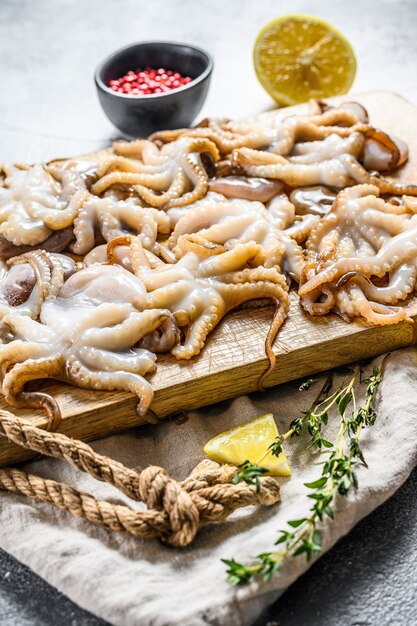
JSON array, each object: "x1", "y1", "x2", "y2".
[
  {"x1": 254, "y1": 14, "x2": 357, "y2": 106},
  {"x1": 204, "y1": 413, "x2": 291, "y2": 476}
]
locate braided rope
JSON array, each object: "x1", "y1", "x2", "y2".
[{"x1": 0, "y1": 410, "x2": 280, "y2": 547}]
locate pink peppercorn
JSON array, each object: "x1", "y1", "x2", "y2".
[{"x1": 108, "y1": 66, "x2": 193, "y2": 96}]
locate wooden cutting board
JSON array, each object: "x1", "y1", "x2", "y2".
[{"x1": 2, "y1": 90, "x2": 417, "y2": 467}]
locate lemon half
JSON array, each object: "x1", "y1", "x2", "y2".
[
  {"x1": 254, "y1": 14, "x2": 357, "y2": 106},
  {"x1": 204, "y1": 413, "x2": 291, "y2": 476}
]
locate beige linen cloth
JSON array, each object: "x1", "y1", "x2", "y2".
[{"x1": 0, "y1": 348, "x2": 416, "y2": 625}]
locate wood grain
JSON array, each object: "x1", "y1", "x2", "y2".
[{"x1": 1, "y1": 90, "x2": 417, "y2": 467}]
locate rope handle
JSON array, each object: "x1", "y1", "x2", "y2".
[{"x1": 0, "y1": 410, "x2": 280, "y2": 547}]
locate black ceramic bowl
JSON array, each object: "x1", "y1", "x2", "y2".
[{"x1": 95, "y1": 41, "x2": 213, "y2": 137}]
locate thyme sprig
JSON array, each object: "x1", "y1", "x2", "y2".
[
  {"x1": 232, "y1": 460, "x2": 268, "y2": 493},
  {"x1": 232, "y1": 374, "x2": 336, "y2": 489},
  {"x1": 224, "y1": 362, "x2": 384, "y2": 585}
]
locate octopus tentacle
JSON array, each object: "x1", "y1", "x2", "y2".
[
  {"x1": 215, "y1": 280, "x2": 290, "y2": 388},
  {"x1": 284, "y1": 215, "x2": 320, "y2": 243},
  {"x1": 220, "y1": 265, "x2": 288, "y2": 289},
  {"x1": 91, "y1": 170, "x2": 173, "y2": 195},
  {"x1": 66, "y1": 356, "x2": 155, "y2": 417},
  {"x1": 70, "y1": 303, "x2": 134, "y2": 336},
  {"x1": 1, "y1": 312, "x2": 54, "y2": 342},
  {"x1": 20, "y1": 391, "x2": 62, "y2": 431},
  {"x1": 133, "y1": 169, "x2": 189, "y2": 207},
  {"x1": 0, "y1": 340, "x2": 53, "y2": 379},
  {"x1": 96, "y1": 155, "x2": 168, "y2": 176},
  {"x1": 71, "y1": 200, "x2": 96, "y2": 254},
  {"x1": 165, "y1": 153, "x2": 210, "y2": 208},
  {"x1": 173, "y1": 234, "x2": 226, "y2": 259},
  {"x1": 335, "y1": 263, "x2": 417, "y2": 304},
  {"x1": 341, "y1": 284, "x2": 409, "y2": 325},
  {"x1": 145, "y1": 282, "x2": 191, "y2": 309},
  {"x1": 2, "y1": 355, "x2": 64, "y2": 425},
  {"x1": 42, "y1": 189, "x2": 90, "y2": 230},
  {"x1": 113, "y1": 139, "x2": 166, "y2": 161},
  {"x1": 91, "y1": 137, "x2": 219, "y2": 210},
  {"x1": 198, "y1": 242, "x2": 264, "y2": 276},
  {"x1": 77, "y1": 345, "x2": 157, "y2": 374},
  {"x1": 282, "y1": 236, "x2": 305, "y2": 282},
  {"x1": 172, "y1": 303, "x2": 225, "y2": 360},
  {"x1": 233, "y1": 149, "x2": 373, "y2": 188},
  {"x1": 81, "y1": 309, "x2": 172, "y2": 352},
  {"x1": 267, "y1": 194, "x2": 296, "y2": 230},
  {"x1": 106, "y1": 234, "x2": 134, "y2": 266},
  {"x1": 289, "y1": 132, "x2": 364, "y2": 164}
]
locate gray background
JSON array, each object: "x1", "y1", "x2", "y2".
[{"x1": 0, "y1": 0, "x2": 417, "y2": 624}]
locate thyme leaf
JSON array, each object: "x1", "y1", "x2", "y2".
[{"x1": 232, "y1": 460, "x2": 268, "y2": 492}]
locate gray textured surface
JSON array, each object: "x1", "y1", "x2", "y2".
[{"x1": 0, "y1": 0, "x2": 417, "y2": 625}]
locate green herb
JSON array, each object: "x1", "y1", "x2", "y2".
[
  {"x1": 232, "y1": 460, "x2": 268, "y2": 492},
  {"x1": 224, "y1": 360, "x2": 385, "y2": 585},
  {"x1": 299, "y1": 378, "x2": 316, "y2": 391}
]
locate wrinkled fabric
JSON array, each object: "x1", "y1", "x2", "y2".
[{"x1": 0, "y1": 349, "x2": 416, "y2": 626}]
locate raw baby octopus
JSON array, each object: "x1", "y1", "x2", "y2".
[
  {"x1": 0, "y1": 163, "x2": 88, "y2": 247},
  {"x1": 0, "y1": 250, "x2": 74, "y2": 320},
  {"x1": 232, "y1": 122, "x2": 414, "y2": 194},
  {"x1": 299, "y1": 184, "x2": 417, "y2": 324},
  {"x1": 90, "y1": 137, "x2": 219, "y2": 209},
  {"x1": 0, "y1": 264, "x2": 177, "y2": 422},
  {"x1": 107, "y1": 235, "x2": 289, "y2": 385},
  {"x1": 151, "y1": 102, "x2": 368, "y2": 156},
  {"x1": 71, "y1": 194, "x2": 170, "y2": 256},
  {"x1": 0, "y1": 98, "x2": 416, "y2": 418},
  {"x1": 164, "y1": 194, "x2": 310, "y2": 281}
]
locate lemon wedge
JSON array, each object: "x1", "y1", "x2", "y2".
[
  {"x1": 253, "y1": 14, "x2": 357, "y2": 106},
  {"x1": 204, "y1": 413, "x2": 291, "y2": 476}
]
